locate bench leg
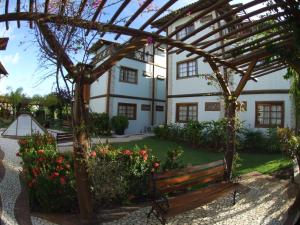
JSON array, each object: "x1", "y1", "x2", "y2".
[
  {"x1": 146, "y1": 207, "x2": 154, "y2": 224},
  {"x1": 232, "y1": 189, "x2": 237, "y2": 205}
]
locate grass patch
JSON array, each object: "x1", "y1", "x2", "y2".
[
  {"x1": 114, "y1": 137, "x2": 292, "y2": 175},
  {"x1": 0, "y1": 117, "x2": 12, "y2": 128}
]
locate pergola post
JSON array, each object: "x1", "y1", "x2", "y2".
[
  {"x1": 72, "y1": 72, "x2": 93, "y2": 224},
  {"x1": 224, "y1": 97, "x2": 237, "y2": 180}
]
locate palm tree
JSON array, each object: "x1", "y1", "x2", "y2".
[{"x1": 5, "y1": 87, "x2": 25, "y2": 119}]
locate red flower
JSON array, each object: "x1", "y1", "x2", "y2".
[
  {"x1": 139, "y1": 149, "x2": 147, "y2": 156},
  {"x1": 37, "y1": 149, "x2": 44, "y2": 155},
  {"x1": 147, "y1": 36, "x2": 153, "y2": 44},
  {"x1": 32, "y1": 168, "x2": 40, "y2": 177},
  {"x1": 122, "y1": 149, "x2": 133, "y2": 156},
  {"x1": 19, "y1": 139, "x2": 27, "y2": 145},
  {"x1": 152, "y1": 162, "x2": 160, "y2": 169},
  {"x1": 60, "y1": 176, "x2": 66, "y2": 185},
  {"x1": 37, "y1": 157, "x2": 45, "y2": 162},
  {"x1": 139, "y1": 150, "x2": 148, "y2": 161},
  {"x1": 28, "y1": 179, "x2": 36, "y2": 188},
  {"x1": 56, "y1": 165, "x2": 64, "y2": 171},
  {"x1": 52, "y1": 172, "x2": 59, "y2": 177},
  {"x1": 56, "y1": 156, "x2": 64, "y2": 164},
  {"x1": 90, "y1": 151, "x2": 97, "y2": 158},
  {"x1": 16, "y1": 152, "x2": 21, "y2": 157}
]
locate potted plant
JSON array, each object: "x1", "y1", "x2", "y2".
[{"x1": 111, "y1": 115, "x2": 129, "y2": 135}]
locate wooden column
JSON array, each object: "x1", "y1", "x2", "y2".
[
  {"x1": 72, "y1": 73, "x2": 93, "y2": 224},
  {"x1": 224, "y1": 97, "x2": 237, "y2": 180}
]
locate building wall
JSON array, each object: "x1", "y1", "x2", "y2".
[
  {"x1": 89, "y1": 44, "x2": 167, "y2": 134},
  {"x1": 166, "y1": 10, "x2": 294, "y2": 130}
]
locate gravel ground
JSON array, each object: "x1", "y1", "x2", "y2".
[
  {"x1": 0, "y1": 136, "x2": 56, "y2": 225},
  {"x1": 103, "y1": 173, "x2": 297, "y2": 225},
  {"x1": 0, "y1": 135, "x2": 296, "y2": 225}
]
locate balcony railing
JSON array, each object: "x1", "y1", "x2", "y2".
[
  {"x1": 93, "y1": 48, "x2": 154, "y2": 65},
  {"x1": 127, "y1": 50, "x2": 154, "y2": 63}
]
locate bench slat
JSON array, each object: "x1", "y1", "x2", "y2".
[
  {"x1": 156, "y1": 165, "x2": 225, "y2": 189},
  {"x1": 166, "y1": 183, "x2": 237, "y2": 218},
  {"x1": 168, "y1": 182, "x2": 234, "y2": 208},
  {"x1": 159, "y1": 172, "x2": 224, "y2": 193},
  {"x1": 56, "y1": 133, "x2": 73, "y2": 144},
  {"x1": 154, "y1": 159, "x2": 224, "y2": 180}
]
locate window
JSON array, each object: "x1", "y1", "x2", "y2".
[
  {"x1": 156, "y1": 105, "x2": 164, "y2": 112},
  {"x1": 176, "y1": 103, "x2": 198, "y2": 123},
  {"x1": 177, "y1": 59, "x2": 197, "y2": 78},
  {"x1": 255, "y1": 101, "x2": 284, "y2": 128},
  {"x1": 120, "y1": 67, "x2": 138, "y2": 84},
  {"x1": 118, "y1": 103, "x2": 137, "y2": 120},
  {"x1": 200, "y1": 14, "x2": 213, "y2": 24},
  {"x1": 176, "y1": 24, "x2": 195, "y2": 40},
  {"x1": 141, "y1": 104, "x2": 151, "y2": 111}
]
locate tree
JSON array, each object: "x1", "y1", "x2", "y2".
[
  {"x1": 43, "y1": 93, "x2": 60, "y2": 119},
  {"x1": 5, "y1": 87, "x2": 25, "y2": 119}
]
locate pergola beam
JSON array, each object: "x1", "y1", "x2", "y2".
[
  {"x1": 234, "y1": 59, "x2": 257, "y2": 97},
  {"x1": 90, "y1": 38, "x2": 148, "y2": 83},
  {"x1": 214, "y1": 30, "x2": 291, "y2": 58},
  {"x1": 185, "y1": 11, "x2": 286, "y2": 57},
  {"x1": 174, "y1": 0, "x2": 269, "y2": 51},
  {"x1": 37, "y1": 22, "x2": 75, "y2": 74},
  {"x1": 85, "y1": 0, "x2": 107, "y2": 36},
  {"x1": 0, "y1": 12, "x2": 242, "y2": 75},
  {"x1": 166, "y1": 0, "x2": 230, "y2": 45},
  {"x1": 114, "y1": 0, "x2": 153, "y2": 40},
  {"x1": 100, "y1": 0, "x2": 130, "y2": 37}
]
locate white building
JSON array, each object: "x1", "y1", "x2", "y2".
[
  {"x1": 152, "y1": 2, "x2": 294, "y2": 130},
  {"x1": 89, "y1": 40, "x2": 166, "y2": 134}
]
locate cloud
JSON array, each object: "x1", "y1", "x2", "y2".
[{"x1": 0, "y1": 53, "x2": 20, "y2": 65}]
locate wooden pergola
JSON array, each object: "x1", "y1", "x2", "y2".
[
  {"x1": 0, "y1": 37, "x2": 9, "y2": 76},
  {"x1": 0, "y1": 0, "x2": 299, "y2": 224}
]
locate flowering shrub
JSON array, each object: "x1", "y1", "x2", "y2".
[
  {"x1": 17, "y1": 134, "x2": 77, "y2": 212},
  {"x1": 277, "y1": 128, "x2": 300, "y2": 166},
  {"x1": 87, "y1": 145, "x2": 160, "y2": 205},
  {"x1": 162, "y1": 147, "x2": 185, "y2": 171}
]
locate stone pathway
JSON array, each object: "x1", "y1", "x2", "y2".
[
  {"x1": 0, "y1": 137, "x2": 56, "y2": 225},
  {"x1": 0, "y1": 135, "x2": 297, "y2": 225},
  {"x1": 103, "y1": 173, "x2": 297, "y2": 225}
]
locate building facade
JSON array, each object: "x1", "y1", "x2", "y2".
[
  {"x1": 153, "y1": 4, "x2": 294, "y2": 130},
  {"x1": 89, "y1": 40, "x2": 166, "y2": 134}
]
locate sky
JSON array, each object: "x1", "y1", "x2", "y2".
[{"x1": 0, "y1": 0, "x2": 255, "y2": 97}]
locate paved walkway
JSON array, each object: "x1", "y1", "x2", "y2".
[
  {"x1": 0, "y1": 135, "x2": 297, "y2": 225},
  {"x1": 0, "y1": 137, "x2": 55, "y2": 225},
  {"x1": 103, "y1": 173, "x2": 297, "y2": 225}
]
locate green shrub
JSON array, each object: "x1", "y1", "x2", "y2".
[
  {"x1": 162, "y1": 147, "x2": 185, "y2": 171},
  {"x1": 17, "y1": 134, "x2": 77, "y2": 212},
  {"x1": 204, "y1": 120, "x2": 227, "y2": 151},
  {"x1": 111, "y1": 115, "x2": 129, "y2": 135},
  {"x1": 153, "y1": 125, "x2": 168, "y2": 139},
  {"x1": 277, "y1": 128, "x2": 300, "y2": 160},
  {"x1": 241, "y1": 129, "x2": 266, "y2": 152},
  {"x1": 240, "y1": 128, "x2": 281, "y2": 153},
  {"x1": 87, "y1": 145, "x2": 160, "y2": 205},
  {"x1": 88, "y1": 112, "x2": 111, "y2": 136},
  {"x1": 265, "y1": 128, "x2": 281, "y2": 153}
]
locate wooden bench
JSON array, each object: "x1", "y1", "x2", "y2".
[
  {"x1": 62, "y1": 120, "x2": 72, "y2": 129},
  {"x1": 56, "y1": 132, "x2": 73, "y2": 144},
  {"x1": 148, "y1": 159, "x2": 239, "y2": 224}
]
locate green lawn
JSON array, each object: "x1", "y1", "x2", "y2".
[{"x1": 114, "y1": 137, "x2": 292, "y2": 175}]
